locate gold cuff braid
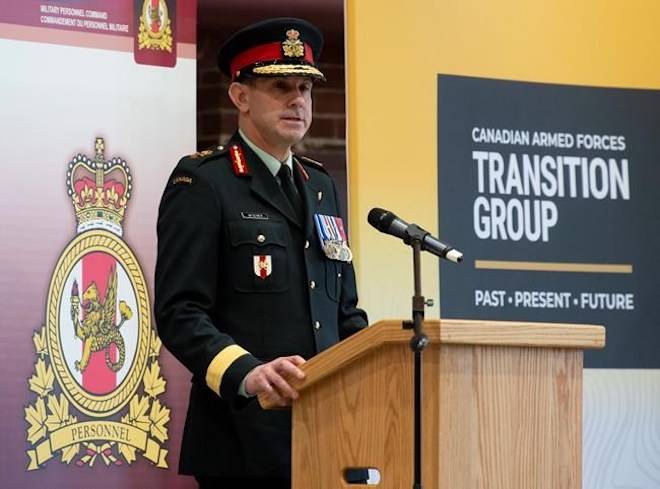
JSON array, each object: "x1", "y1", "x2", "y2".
[{"x1": 205, "y1": 344, "x2": 250, "y2": 396}]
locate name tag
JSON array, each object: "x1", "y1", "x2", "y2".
[{"x1": 241, "y1": 212, "x2": 269, "y2": 220}]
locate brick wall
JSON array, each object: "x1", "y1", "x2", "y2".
[{"x1": 196, "y1": 30, "x2": 349, "y2": 210}]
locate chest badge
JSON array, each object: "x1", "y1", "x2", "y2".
[{"x1": 253, "y1": 255, "x2": 272, "y2": 279}]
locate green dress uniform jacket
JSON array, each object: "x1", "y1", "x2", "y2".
[{"x1": 154, "y1": 134, "x2": 368, "y2": 479}]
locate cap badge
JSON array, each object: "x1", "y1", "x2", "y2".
[{"x1": 282, "y1": 29, "x2": 305, "y2": 58}]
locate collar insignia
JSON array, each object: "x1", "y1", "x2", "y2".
[
  {"x1": 296, "y1": 160, "x2": 310, "y2": 181},
  {"x1": 230, "y1": 144, "x2": 249, "y2": 176}
]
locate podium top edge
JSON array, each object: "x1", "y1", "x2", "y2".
[
  {"x1": 430, "y1": 318, "x2": 605, "y2": 349},
  {"x1": 359, "y1": 319, "x2": 606, "y2": 349}
]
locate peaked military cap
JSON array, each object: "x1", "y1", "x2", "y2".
[{"x1": 218, "y1": 17, "x2": 325, "y2": 82}]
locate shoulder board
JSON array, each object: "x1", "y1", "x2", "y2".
[
  {"x1": 295, "y1": 155, "x2": 328, "y2": 174},
  {"x1": 183, "y1": 145, "x2": 229, "y2": 167}
]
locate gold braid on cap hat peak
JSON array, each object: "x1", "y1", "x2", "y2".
[{"x1": 252, "y1": 64, "x2": 325, "y2": 79}]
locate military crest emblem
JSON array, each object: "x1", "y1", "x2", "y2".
[
  {"x1": 137, "y1": 0, "x2": 173, "y2": 52},
  {"x1": 25, "y1": 138, "x2": 169, "y2": 470}
]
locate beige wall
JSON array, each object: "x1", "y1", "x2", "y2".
[{"x1": 346, "y1": 0, "x2": 660, "y2": 322}]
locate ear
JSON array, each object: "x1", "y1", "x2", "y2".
[{"x1": 228, "y1": 82, "x2": 250, "y2": 114}]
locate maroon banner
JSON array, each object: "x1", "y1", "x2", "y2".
[
  {"x1": 0, "y1": 0, "x2": 197, "y2": 487},
  {"x1": 0, "y1": 0, "x2": 195, "y2": 55}
]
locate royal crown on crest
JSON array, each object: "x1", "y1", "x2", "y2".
[{"x1": 66, "y1": 138, "x2": 132, "y2": 236}]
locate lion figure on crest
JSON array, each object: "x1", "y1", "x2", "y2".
[{"x1": 70, "y1": 266, "x2": 132, "y2": 373}]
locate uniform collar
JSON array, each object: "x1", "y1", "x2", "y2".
[{"x1": 238, "y1": 129, "x2": 293, "y2": 177}]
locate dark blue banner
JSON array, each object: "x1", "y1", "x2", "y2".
[{"x1": 438, "y1": 75, "x2": 660, "y2": 368}]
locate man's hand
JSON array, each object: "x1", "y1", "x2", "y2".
[{"x1": 244, "y1": 355, "x2": 306, "y2": 407}]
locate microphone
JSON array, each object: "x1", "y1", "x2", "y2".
[{"x1": 367, "y1": 208, "x2": 463, "y2": 263}]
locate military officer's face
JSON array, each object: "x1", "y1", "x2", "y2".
[{"x1": 234, "y1": 76, "x2": 313, "y2": 152}]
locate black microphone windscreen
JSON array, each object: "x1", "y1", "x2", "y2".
[
  {"x1": 377, "y1": 211, "x2": 397, "y2": 232},
  {"x1": 367, "y1": 207, "x2": 388, "y2": 229}
]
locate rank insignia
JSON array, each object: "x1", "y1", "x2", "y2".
[
  {"x1": 230, "y1": 145, "x2": 249, "y2": 176},
  {"x1": 189, "y1": 150, "x2": 213, "y2": 159},
  {"x1": 313, "y1": 214, "x2": 353, "y2": 262},
  {"x1": 253, "y1": 255, "x2": 272, "y2": 279}
]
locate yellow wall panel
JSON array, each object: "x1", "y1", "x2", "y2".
[{"x1": 346, "y1": 0, "x2": 660, "y2": 321}]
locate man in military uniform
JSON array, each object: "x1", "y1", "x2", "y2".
[{"x1": 155, "y1": 18, "x2": 368, "y2": 488}]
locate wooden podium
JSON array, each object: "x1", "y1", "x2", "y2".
[{"x1": 259, "y1": 319, "x2": 605, "y2": 489}]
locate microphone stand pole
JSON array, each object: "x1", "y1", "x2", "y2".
[{"x1": 403, "y1": 238, "x2": 429, "y2": 489}]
